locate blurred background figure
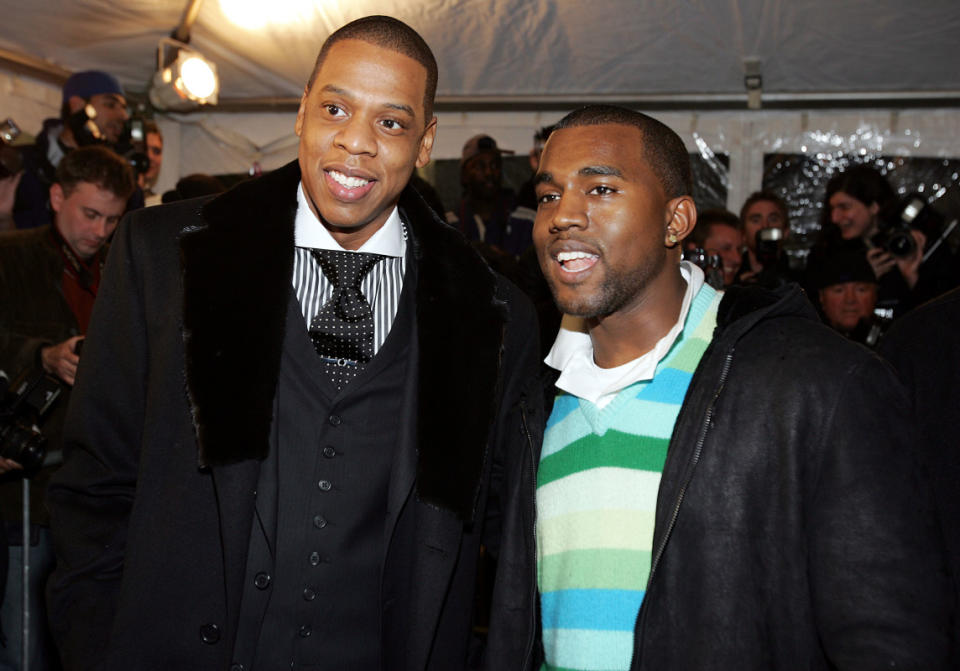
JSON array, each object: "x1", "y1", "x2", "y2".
[
  {"x1": 687, "y1": 208, "x2": 743, "y2": 287},
  {"x1": 810, "y1": 164, "x2": 960, "y2": 318},
  {"x1": 879, "y1": 287, "x2": 960, "y2": 668},
  {"x1": 0, "y1": 145, "x2": 135, "y2": 671},
  {"x1": 2, "y1": 70, "x2": 135, "y2": 230},
  {"x1": 515, "y1": 124, "x2": 556, "y2": 212},
  {"x1": 737, "y1": 190, "x2": 795, "y2": 287},
  {"x1": 160, "y1": 173, "x2": 225, "y2": 203},
  {"x1": 446, "y1": 134, "x2": 522, "y2": 255},
  {"x1": 808, "y1": 247, "x2": 883, "y2": 346},
  {"x1": 140, "y1": 121, "x2": 163, "y2": 205}
]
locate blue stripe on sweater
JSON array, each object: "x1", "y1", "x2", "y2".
[
  {"x1": 541, "y1": 588, "x2": 645, "y2": 631},
  {"x1": 546, "y1": 393, "x2": 580, "y2": 429},
  {"x1": 633, "y1": 367, "x2": 692, "y2": 404}
]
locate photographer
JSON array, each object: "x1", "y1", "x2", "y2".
[
  {"x1": 1, "y1": 70, "x2": 137, "y2": 231},
  {"x1": 735, "y1": 190, "x2": 798, "y2": 288},
  {"x1": 810, "y1": 165, "x2": 960, "y2": 317},
  {"x1": 0, "y1": 145, "x2": 134, "y2": 670}
]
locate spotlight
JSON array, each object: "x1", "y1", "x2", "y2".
[{"x1": 149, "y1": 38, "x2": 219, "y2": 111}]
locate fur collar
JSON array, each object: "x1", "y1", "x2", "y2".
[{"x1": 180, "y1": 161, "x2": 505, "y2": 521}]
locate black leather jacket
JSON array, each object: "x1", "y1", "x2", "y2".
[{"x1": 622, "y1": 284, "x2": 952, "y2": 669}]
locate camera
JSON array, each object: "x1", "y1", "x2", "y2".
[
  {"x1": 871, "y1": 192, "x2": 957, "y2": 259},
  {"x1": 0, "y1": 368, "x2": 63, "y2": 472},
  {"x1": 682, "y1": 246, "x2": 724, "y2": 290},
  {"x1": 0, "y1": 118, "x2": 24, "y2": 179},
  {"x1": 114, "y1": 117, "x2": 149, "y2": 176},
  {"x1": 755, "y1": 227, "x2": 784, "y2": 268}
]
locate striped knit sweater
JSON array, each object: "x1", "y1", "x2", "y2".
[{"x1": 537, "y1": 285, "x2": 721, "y2": 671}]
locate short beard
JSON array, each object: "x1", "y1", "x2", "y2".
[{"x1": 548, "y1": 251, "x2": 666, "y2": 320}]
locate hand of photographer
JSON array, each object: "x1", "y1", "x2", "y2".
[
  {"x1": 0, "y1": 170, "x2": 22, "y2": 230},
  {"x1": 40, "y1": 335, "x2": 84, "y2": 386},
  {"x1": 895, "y1": 230, "x2": 926, "y2": 290},
  {"x1": 866, "y1": 247, "x2": 897, "y2": 279},
  {"x1": 0, "y1": 457, "x2": 23, "y2": 474}
]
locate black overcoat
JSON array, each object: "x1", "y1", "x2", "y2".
[{"x1": 46, "y1": 161, "x2": 543, "y2": 671}]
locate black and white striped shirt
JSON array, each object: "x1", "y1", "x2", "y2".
[{"x1": 291, "y1": 184, "x2": 407, "y2": 355}]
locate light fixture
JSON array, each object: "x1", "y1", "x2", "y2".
[{"x1": 149, "y1": 37, "x2": 220, "y2": 111}]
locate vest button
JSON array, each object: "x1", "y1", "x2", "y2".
[
  {"x1": 298, "y1": 624, "x2": 312, "y2": 638},
  {"x1": 230, "y1": 665, "x2": 245, "y2": 671},
  {"x1": 253, "y1": 572, "x2": 271, "y2": 589},
  {"x1": 318, "y1": 480, "x2": 332, "y2": 491},
  {"x1": 302, "y1": 586, "x2": 317, "y2": 601},
  {"x1": 309, "y1": 551, "x2": 321, "y2": 566},
  {"x1": 328, "y1": 414, "x2": 342, "y2": 426},
  {"x1": 199, "y1": 623, "x2": 221, "y2": 644},
  {"x1": 313, "y1": 515, "x2": 327, "y2": 529},
  {"x1": 322, "y1": 446, "x2": 336, "y2": 458}
]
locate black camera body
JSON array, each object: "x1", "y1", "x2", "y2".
[
  {"x1": 871, "y1": 194, "x2": 929, "y2": 258},
  {"x1": 682, "y1": 246, "x2": 724, "y2": 289},
  {"x1": 756, "y1": 227, "x2": 784, "y2": 268},
  {"x1": 0, "y1": 368, "x2": 62, "y2": 473},
  {"x1": 0, "y1": 118, "x2": 24, "y2": 179},
  {"x1": 114, "y1": 118, "x2": 149, "y2": 176}
]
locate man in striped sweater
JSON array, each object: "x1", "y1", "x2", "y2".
[{"x1": 531, "y1": 105, "x2": 951, "y2": 671}]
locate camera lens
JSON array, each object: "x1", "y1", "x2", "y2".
[
  {"x1": 887, "y1": 231, "x2": 916, "y2": 258},
  {"x1": 0, "y1": 422, "x2": 47, "y2": 472}
]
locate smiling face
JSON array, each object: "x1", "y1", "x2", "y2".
[
  {"x1": 829, "y1": 190, "x2": 878, "y2": 240},
  {"x1": 88, "y1": 93, "x2": 128, "y2": 144},
  {"x1": 533, "y1": 124, "x2": 690, "y2": 320},
  {"x1": 819, "y1": 281, "x2": 877, "y2": 332},
  {"x1": 295, "y1": 39, "x2": 437, "y2": 249},
  {"x1": 703, "y1": 222, "x2": 743, "y2": 285}
]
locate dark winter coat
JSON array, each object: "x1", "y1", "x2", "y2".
[
  {"x1": 626, "y1": 284, "x2": 952, "y2": 669},
  {"x1": 46, "y1": 161, "x2": 542, "y2": 671},
  {"x1": 0, "y1": 225, "x2": 88, "y2": 524}
]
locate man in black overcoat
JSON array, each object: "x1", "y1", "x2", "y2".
[{"x1": 46, "y1": 16, "x2": 542, "y2": 671}]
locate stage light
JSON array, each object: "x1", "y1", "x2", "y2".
[{"x1": 149, "y1": 38, "x2": 220, "y2": 111}]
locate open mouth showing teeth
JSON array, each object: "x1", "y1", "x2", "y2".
[
  {"x1": 556, "y1": 250, "x2": 599, "y2": 272},
  {"x1": 328, "y1": 170, "x2": 370, "y2": 189}
]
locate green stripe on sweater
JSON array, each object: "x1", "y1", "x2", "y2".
[{"x1": 538, "y1": 430, "x2": 669, "y2": 487}]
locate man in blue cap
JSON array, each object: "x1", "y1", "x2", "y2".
[{"x1": 1, "y1": 70, "x2": 130, "y2": 230}]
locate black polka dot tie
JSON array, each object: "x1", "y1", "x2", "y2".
[{"x1": 308, "y1": 249, "x2": 384, "y2": 391}]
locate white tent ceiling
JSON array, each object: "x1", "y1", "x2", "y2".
[{"x1": 2, "y1": 0, "x2": 960, "y2": 111}]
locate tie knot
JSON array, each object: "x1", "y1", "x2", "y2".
[{"x1": 312, "y1": 249, "x2": 384, "y2": 289}]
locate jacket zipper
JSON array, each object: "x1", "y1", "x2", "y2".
[
  {"x1": 646, "y1": 349, "x2": 734, "y2": 586},
  {"x1": 519, "y1": 401, "x2": 538, "y2": 671}
]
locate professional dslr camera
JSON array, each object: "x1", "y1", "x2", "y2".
[
  {"x1": 114, "y1": 117, "x2": 150, "y2": 177},
  {"x1": 0, "y1": 118, "x2": 24, "y2": 179},
  {"x1": 873, "y1": 188, "x2": 960, "y2": 259},
  {"x1": 0, "y1": 368, "x2": 62, "y2": 473},
  {"x1": 682, "y1": 247, "x2": 724, "y2": 289},
  {"x1": 64, "y1": 103, "x2": 149, "y2": 176}
]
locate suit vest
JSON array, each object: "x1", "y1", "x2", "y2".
[{"x1": 233, "y1": 257, "x2": 417, "y2": 670}]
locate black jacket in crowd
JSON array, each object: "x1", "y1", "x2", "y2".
[{"x1": 620, "y1": 283, "x2": 952, "y2": 669}]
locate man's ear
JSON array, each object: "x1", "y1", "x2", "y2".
[
  {"x1": 67, "y1": 96, "x2": 86, "y2": 115},
  {"x1": 665, "y1": 195, "x2": 697, "y2": 247},
  {"x1": 416, "y1": 117, "x2": 438, "y2": 169},
  {"x1": 294, "y1": 87, "x2": 309, "y2": 137},
  {"x1": 49, "y1": 183, "x2": 64, "y2": 213}
]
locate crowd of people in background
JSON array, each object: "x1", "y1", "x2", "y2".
[{"x1": 0, "y1": 34, "x2": 959, "y2": 669}]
